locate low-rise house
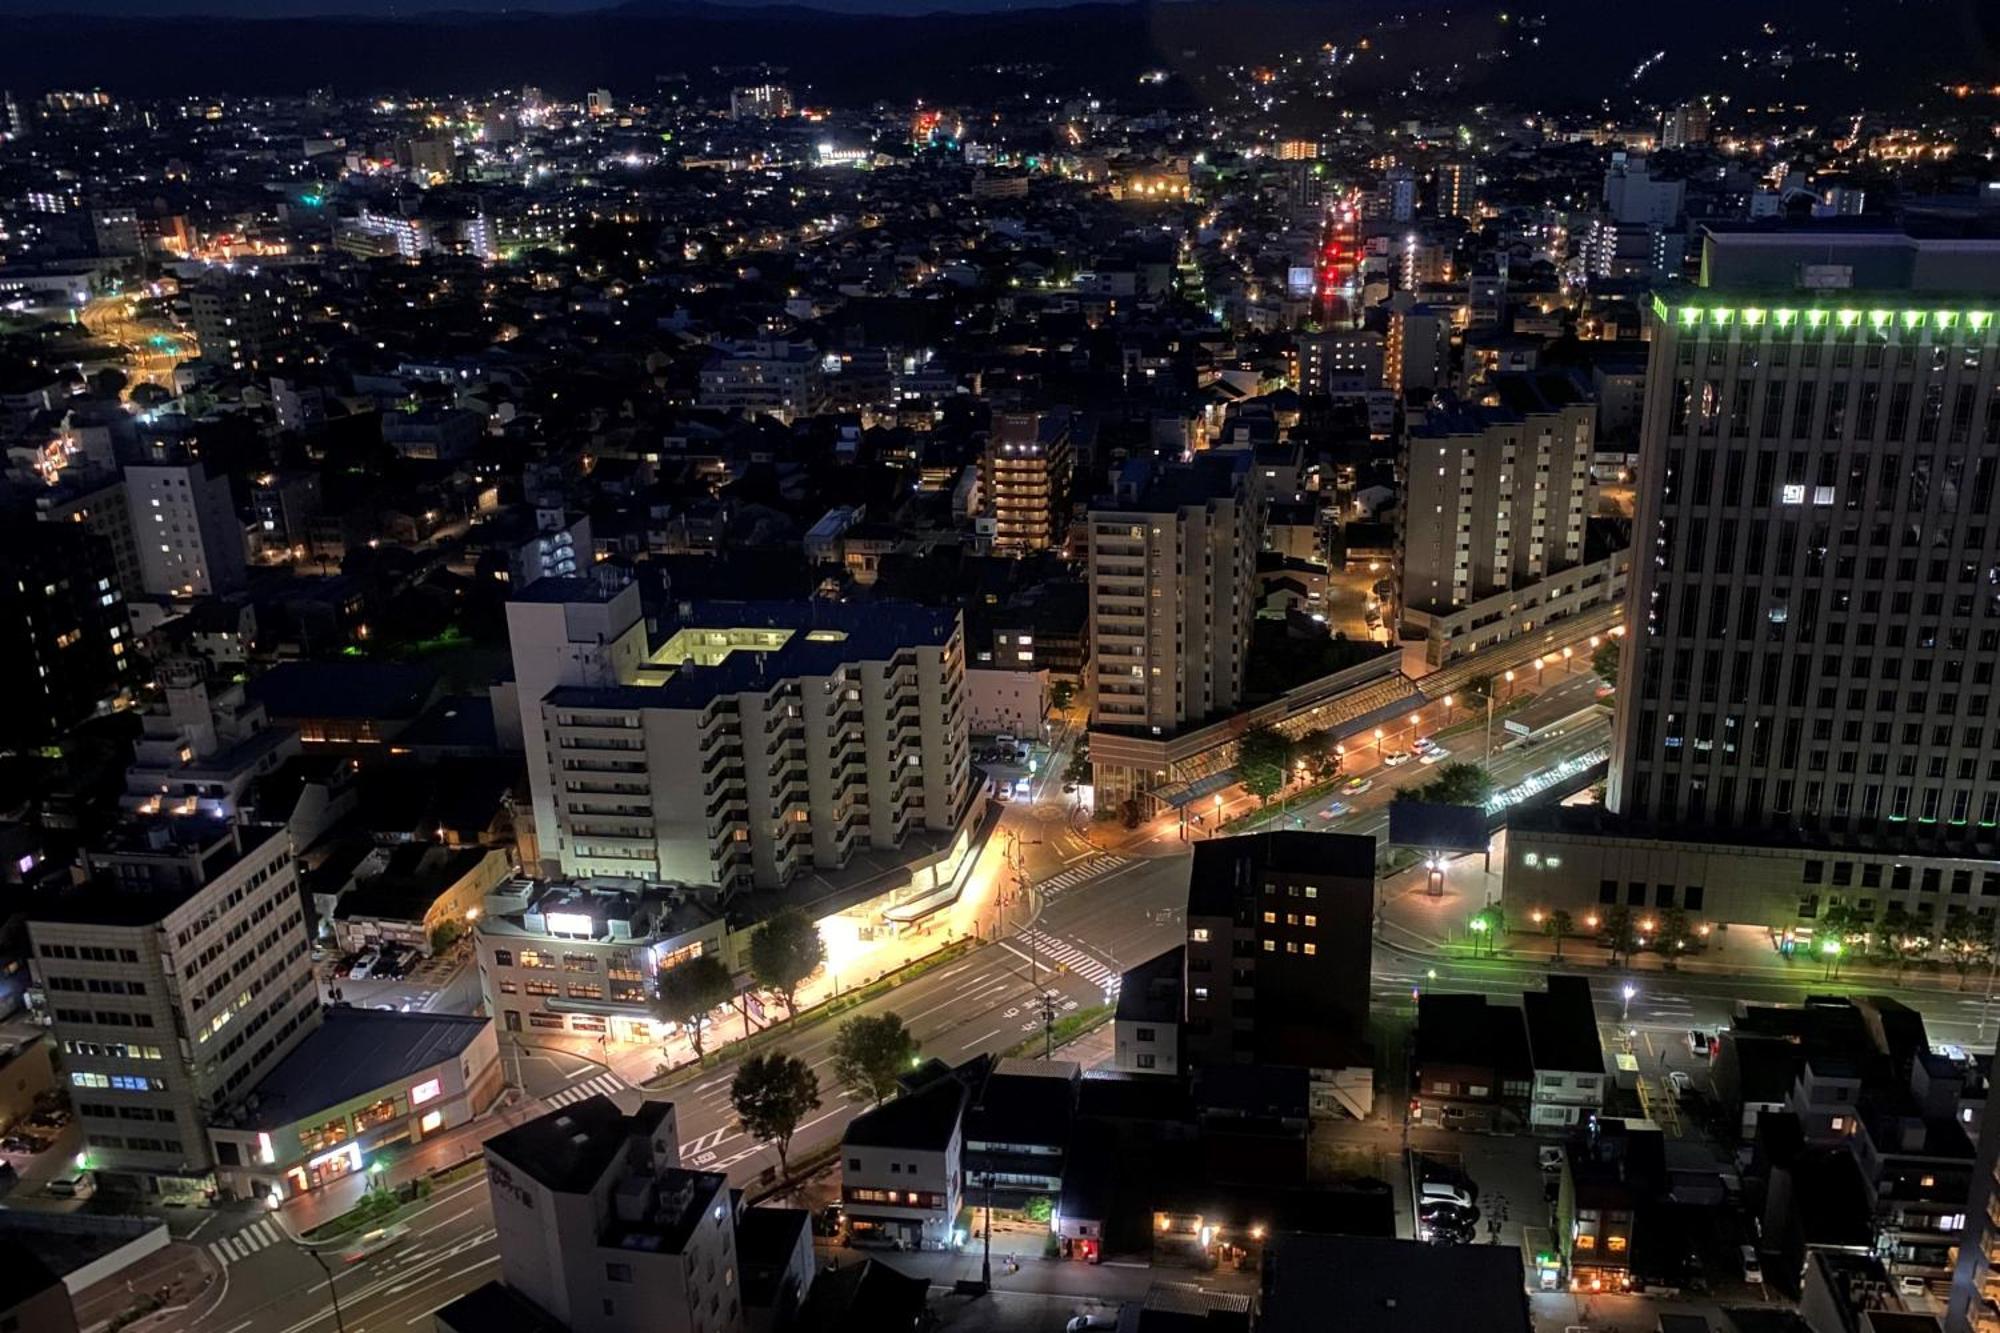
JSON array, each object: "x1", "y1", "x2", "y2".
[
  {"x1": 1414, "y1": 992, "x2": 1533, "y2": 1132},
  {"x1": 839, "y1": 1072, "x2": 967, "y2": 1250},
  {"x1": 1524, "y1": 975, "x2": 1607, "y2": 1129},
  {"x1": 330, "y1": 843, "x2": 513, "y2": 956}
]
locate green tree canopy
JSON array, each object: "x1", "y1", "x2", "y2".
[
  {"x1": 748, "y1": 907, "x2": 827, "y2": 1022},
  {"x1": 1592, "y1": 639, "x2": 1621, "y2": 689},
  {"x1": 730, "y1": 1051, "x2": 822, "y2": 1178},
  {"x1": 831, "y1": 1012, "x2": 919, "y2": 1107},
  {"x1": 1395, "y1": 761, "x2": 1494, "y2": 808},
  {"x1": 652, "y1": 953, "x2": 735, "y2": 1061},
  {"x1": 1237, "y1": 726, "x2": 1295, "y2": 805}
]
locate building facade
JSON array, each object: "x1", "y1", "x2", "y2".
[
  {"x1": 124, "y1": 457, "x2": 249, "y2": 598},
  {"x1": 29, "y1": 821, "x2": 317, "y2": 1192},
  {"x1": 982, "y1": 409, "x2": 1073, "y2": 554}
]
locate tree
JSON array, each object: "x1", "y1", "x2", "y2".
[
  {"x1": 1592, "y1": 639, "x2": 1621, "y2": 689},
  {"x1": 1236, "y1": 727, "x2": 1294, "y2": 806},
  {"x1": 831, "y1": 1012, "x2": 919, "y2": 1107},
  {"x1": 1397, "y1": 762, "x2": 1494, "y2": 809},
  {"x1": 653, "y1": 954, "x2": 735, "y2": 1062},
  {"x1": 1050, "y1": 681, "x2": 1075, "y2": 713},
  {"x1": 1941, "y1": 917, "x2": 1995, "y2": 990},
  {"x1": 730, "y1": 1051, "x2": 822, "y2": 1179},
  {"x1": 1872, "y1": 924, "x2": 1928, "y2": 976},
  {"x1": 1602, "y1": 906, "x2": 1640, "y2": 965},
  {"x1": 1545, "y1": 908, "x2": 1574, "y2": 960},
  {"x1": 748, "y1": 907, "x2": 827, "y2": 1022},
  {"x1": 1463, "y1": 674, "x2": 1494, "y2": 704},
  {"x1": 1470, "y1": 904, "x2": 1505, "y2": 955},
  {"x1": 1064, "y1": 734, "x2": 1091, "y2": 786},
  {"x1": 1657, "y1": 907, "x2": 1691, "y2": 955}
]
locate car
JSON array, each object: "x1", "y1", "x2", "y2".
[
  {"x1": 1667, "y1": 1069, "x2": 1692, "y2": 1094},
  {"x1": 1318, "y1": 801, "x2": 1350, "y2": 820},
  {"x1": 46, "y1": 1173, "x2": 94, "y2": 1200},
  {"x1": 1898, "y1": 1275, "x2": 1929, "y2": 1298},
  {"x1": 1537, "y1": 1146, "x2": 1565, "y2": 1173},
  {"x1": 1412, "y1": 735, "x2": 1438, "y2": 752},
  {"x1": 1935, "y1": 1043, "x2": 1970, "y2": 1064},
  {"x1": 1419, "y1": 1179, "x2": 1474, "y2": 1209},
  {"x1": 1342, "y1": 777, "x2": 1374, "y2": 796},
  {"x1": 812, "y1": 1203, "x2": 844, "y2": 1237},
  {"x1": 1424, "y1": 1215, "x2": 1476, "y2": 1246},
  {"x1": 1418, "y1": 1199, "x2": 1476, "y2": 1224},
  {"x1": 1382, "y1": 750, "x2": 1413, "y2": 767},
  {"x1": 0, "y1": 1135, "x2": 40, "y2": 1155},
  {"x1": 1420, "y1": 748, "x2": 1449, "y2": 765},
  {"x1": 1067, "y1": 1316, "x2": 1118, "y2": 1332},
  {"x1": 342, "y1": 1224, "x2": 410, "y2": 1265},
  {"x1": 1687, "y1": 1029, "x2": 1713, "y2": 1058},
  {"x1": 1740, "y1": 1245, "x2": 1764, "y2": 1285},
  {"x1": 348, "y1": 951, "x2": 379, "y2": 981}
]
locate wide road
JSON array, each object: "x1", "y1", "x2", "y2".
[{"x1": 185, "y1": 854, "x2": 1193, "y2": 1333}]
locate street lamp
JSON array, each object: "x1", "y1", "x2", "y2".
[
  {"x1": 1620, "y1": 982, "x2": 1636, "y2": 1021},
  {"x1": 1503, "y1": 668, "x2": 1516, "y2": 701},
  {"x1": 1442, "y1": 694, "x2": 1455, "y2": 725},
  {"x1": 1562, "y1": 646, "x2": 1575, "y2": 673},
  {"x1": 1212, "y1": 793, "x2": 1224, "y2": 836}
]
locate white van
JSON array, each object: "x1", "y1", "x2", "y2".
[
  {"x1": 48, "y1": 1173, "x2": 94, "y2": 1200},
  {"x1": 1420, "y1": 1179, "x2": 1474, "y2": 1209}
]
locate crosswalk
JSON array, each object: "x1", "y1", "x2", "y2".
[
  {"x1": 1015, "y1": 928, "x2": 1123, "y2": 997},
  {"x1": 545, "y1": 1071, "x2": 629, "y2": 1109},
  {"x1": 1036, "y1": 854, "x2": 1129, "y2": 901},
  {"x1": 207, "y1": 1217, "x2": 288, "y2": 1267}
]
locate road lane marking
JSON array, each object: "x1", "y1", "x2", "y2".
[{"x1": 960, "y1": 1028, "x2": 1002, "y2": 1049}]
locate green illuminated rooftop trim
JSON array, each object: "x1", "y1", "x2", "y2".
[{"x1": 1662, "y1": 302, "x2": 2000, "y2": 333}]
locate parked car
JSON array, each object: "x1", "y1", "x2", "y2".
[
  {"x1": 1667, "y1": 1069, "x2": 1692, "y2": 1094},
  {"x1": 1067, "y1": 1316, "x2": 1118, "y2": 1332},
  {"x1": 1740, "y1": 1245, "x2": 1764, "y2": 1285},
  {"x1": 1419, "y1": 1179, "x2": 1474, "y2": 1209},
  {"x1": 46, "y1": 1173, "x2": 93, "y2": 1200},
  {"x1": 1383, "y1": 750, "x2": 1413, "y2": 767},
  {"x1": 1537, "y1": 1145, "x2": 1565, "y2": 1173},
  {"x1": 1898, "y1": 1275, "x2": 1929, "y2": 1297},
  {"x1": 1687, "y1": 1029, "x2": 1713, "y2": 1058},
  {"x1": 813, "y1": 1204, "x2": 844, "y2": 1237},
  {"x1": 348, "y1": 950, "x2": 380, "y2": 981}
]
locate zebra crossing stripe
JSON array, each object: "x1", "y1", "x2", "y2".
[
  {"x1": 549, "y1": 1072, "x2": 627, "y2": 1107},
  {"x1": 207, "y1": 1241, "x2": 229, "y2": 1266}
]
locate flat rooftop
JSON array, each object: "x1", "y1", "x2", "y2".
[{"x1": 220, "y1": 1009, "x2": 490, "y2": 1131}]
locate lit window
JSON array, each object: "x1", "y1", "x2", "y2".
[
  {"x1": 1262, "y1": 939, "x2": 1276, "y2": 952},
  {"x1": 1574, "y1": 1234, "x2": 1596, "y2": 1250},
  {"x1": 410, "y1": 1078, "x2": 442, "y2": 1106},
  {"x1": 1190, "y1": 928, "x2": 1210, "y2": 942},
  {"x1": 1262, "y1": 911, "x2": 1276, "y2": 924},
  {"x1": 1304, "y1": 943, "x2": 1318, "y2": 956},
  {"x1": 419, "y1": 1109, "x2": 443, "y2": 1133}
]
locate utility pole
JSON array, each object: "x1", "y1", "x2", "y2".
[
  {"x1": 302, "y1": 1245, "x2": 349, "y2": 1333},
  {"x1": 1039, "y1": 990, "x2": 1060, "y2": 1060}
]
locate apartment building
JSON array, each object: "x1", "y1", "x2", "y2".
[
  {"x1": 509, "y1": 577, "x2": 972, "y2": 890},
  {"x1": 28, "y1": 819, "x2": 317, "y2": 1193},
  {"x1": 982, "y1": 408, "x2": 1073, "y2": 554},
  {"x1": 186, "y1": 268, "x2": 300, "y2": 373},
  {"x1": 123, "y1": 658, "x2": 298, "y2": 820},
  {"x1": 124, "y1": 456, "x2": 249, "y2": 597},
  {"x1": 475, "y1": 877, "x2": 726, "y2": 1045},
  {"x1": 1087, "y1": 453, "x2": 1260, "y2": 744},
  {"x1": 1398, "y1": 371, "x2": 1594, "y2": 627},
  {"x1": 840, "y1": 1072, "x2": 967, "y2": 1250},
  {"x1": 473, "y1": 1096, "x2": 744, "y2": 1333},
  {"x1": 696, "y1": 340, "x2": 826, "y2": 424},
  {"x1": 1948, "y1": 1036, "x2": 2000, "y2": 1333}
]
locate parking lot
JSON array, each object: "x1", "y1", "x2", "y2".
[{"x1": 318, "y1": 937, "x2": 476, "y2": 1014}]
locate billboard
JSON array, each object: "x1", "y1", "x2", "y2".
[{"x1": 1386, "y1": 799, "x2": 1491, "y2": 853}]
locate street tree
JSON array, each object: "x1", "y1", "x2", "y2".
[
  {"x1": 1592, "y1": 639, "x2": 1621, "y2": 689},
  {"x1": 1397, "y1": 762, "x2": 1494, "y2": 808},
  {"x1": 1941, "y1": 917, "x2": 1995, "y2": 990},
  {"x1": 831, "y1": 1012, "x2": 919, "y2": 1107},
  {"x1": 1657, "y1": 907, "x2": 1691, "y2": 954},
  {"x1": 1236, "y1": 727, "x2": 1294, "y2": 806},
  {"x1": 1463, "y1": 674, "x2": 1494, "y2": 703},
  {"x1": 749, "y1": 907, "x2": 827, "y2": 1022},
  {"x1": 1545, "y1": 908, "x2": 1574, "y2": 960},
  {"x1": 653, "y1": 954, "x2": 735, "y2": 1062},
  {"x1": 1602, "y1": 906, "x2": 1640, "y2": 965},
  {"x1": 730, "y1": 1051, "x2": 822, "y2": 1180},
  {"x1": 1050, "y1": 681, "x2": 1075, "y2": 713}
]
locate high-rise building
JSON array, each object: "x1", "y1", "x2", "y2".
[
  {"x1": 0, "y1": 522, "x2": 131, "y2": 749},
  {"x1": 1398, "y1": 372, "x2": 1594, "y2": 623},
  {"x1": 28, "y1": 819, "x2": 316, "y2": 1192},
  {"x1": 1086, "y1": 453, "x2": 1261, "y2": 743},
  {"x1": 1379, "y1": 165, "x2": 1417, "y2": 223},
  {"x1": 464, "y1": 1095, "x2": 746, "y2": 1333},
  {"x1": 1182, "y1": 831, "x2": 1375, "y2": 1074},
  {"x1": 1295, "y1": 329, "x2": 1385, "y2": 396},
  {"x1": 1435, "y1": 160, "x2": 1475, "y2": 220},
  {"x1": 507, "y1": 579, "x2": 972, "y2": 889},
  {"x1": 186, "y1": 269, "x2": 300, "y2": 373},
  {"x1": 982, "y1": 409, "x2": 1074, "y2": 554},
  {"x1": 729, "y1": 85, "x2": 792, "y2": 121},
  {"x1": 1660, "y1": 99, "x2": 1712, "y2": 150},
  {"x1": 1505, "y1": 224, "x2": 2000, "y2": 938},
  {"x1": 1949, "y1": 1042, "x2": 2000, "y2": 1333},
  {"x1": 1602, "y1": 154, "x2": 1685, "y2": 227},
  {"x1": 124, "y1": 457, "x2": 250, "y2": 597},
  {"x1": 1384, "y1": 296, "x2": 1447, "y2": 394}
]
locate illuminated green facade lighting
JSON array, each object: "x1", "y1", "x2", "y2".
[
  {"x1": 1935, "y1": 311, "x2": 1958, "y2": 328},
  {"x1": 1711, "y1": 307, "x2": 1733, "y2": 325},
  {"x1": 1902, "y1": 310, "x2": 1925, "y2": 329},
  {"x1": 1742, "y1": 307, "x2": 1765, "y2": 325},
  {"x1": 1836, "y1": 309, "x2": 1859, "y2": 329},
  {"x1": 1774, "y1": 308, "x2": 1798, "y2": 328},
  {"x1": 1973, "y1": 312, "x2": 1994, "y2": 331},
  {"x1": 1806, "y1": 309, "x2": 1830, "y2": 328},
  {"x1": 1679, "y1": 306, "x2": 1700, "y2": 326},
  {"x1": 1869, "y1": 310, "x2": 1893, "y2": 329}
]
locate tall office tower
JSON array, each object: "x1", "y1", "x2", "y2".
[
  {"x1": 28, "y1": 820, "x2": 316, "y2": 1192},
  {"x1": 453, "y1": 1096, "x2": 748, "y2": 1333},
  {"x1": 0, "y1": 522, "x2": 131, "y2": 748},
  {"x1": 1660, "y1": 99, "x2": 1712, "y2": 150},
  {"x1": 1609, "y1": 227, "x2": 2000, "y2": 833},
  {"x1": 1086, "y1": 454, "x2": 1261, "y2": 742},
  {"x1": 1435, "y1": 159, "x2": 1475, "y2": 220},
  {"x1": 124, "y1": 457, "x2": 249, "y2": 597},
  {"x1": 1399, "y1": 372, "x2": 1594, "y2": 623},
  {"x1": 982, "y1": 409, "x2": 1074, "y2": 554},
  {"x1": 508, "y1": 582, "x2": 972, "y2": 890},
  {"x1": 1181, "y1": 831, "x2": 1375, "y2": 1078},
  {"x1": 186, "y1": 269, "x2": 300, "y2": 373}
]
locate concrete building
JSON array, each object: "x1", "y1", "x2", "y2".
[
  {"x1": 981, "y1": 409, "x2": 1073, "y2": 554},
  {"x1": 122, "y1": 658, "x2": 298, "y2": 820},
  {"x1": 475, "y1": 877, "x2": 726, "y2": 1046},
  {"x1": 1948, "y1": 1034, "x2": 2000, "y2": 1333},
  {"x1": 729, "y1": 85, "x2": 792, "y2": 120},
  {"x1": 1112, "y1": 945, "x2": 1183, "y2": 1076},
  {"x1": 1435, "y1": 160, "x2": 1475, "y2": 220},
  {"x1": 1602, "y1": 154, "x2": 1684, "y2": 227},
  {"x1": 509, "y1": 583, "x2": 973, "y2": 891},
  {"x1": 1385, "y1": 298, "x2": 1448, "y2": 394},
  {"x1": 186, "y1": 269, "x2": 300, "y2": 373},
  {"x1": 0, "y1": 522, "x2": 131, "y2": 750},
  {"x1": 1399, "y1": 540, "x2": 1630, "y2": 668},
  {"x1": 36, "y1": 470, "x2": 141, "y2": 597},
  {"x1": 29, "y1": 820, "x2": 316, "y2": 1193},
  {"x1": 1398, "y1": 372, "x2": 1594, "y2": 634},
  {"x1": 1501, "y1": 227, "x2": 2000, "y2": 941},
  {"x1": 1523, "y1": 975, "x2": 1606, "y2": 1129},
  {"x1": 206, "y1": 1010, "x2": 499, "y2": 1202},
  {"x1": 1183, "y1": 832, "x2": 1375, "y2": 1116},
  {"x1": 1087, "y1": 454, "x2": 1260, "y2": 745},
  {"x1": 696, "y1": 341, "x2": 825, "y2": 424},
  {"x1": 1295, "y1": 328, "x2": 1385, "y2": 396},
  {"x1": 124, "y1": 457, "x2": 249, "y2": 597},
  {"x1": 839, "y1": 1072, "x2": 967, "y2": 1250},
  {"x1": 474, "y1": 1096, "x2": 744, "y2": 1333}
]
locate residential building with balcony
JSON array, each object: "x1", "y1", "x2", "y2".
[
  {"x1": 840, "y1": 1071, "x2": 967, "y2": 1251},
  {"x1": 123, "y1": 658, "x2": 298, "y2": 820},
  {"x1": 981, "y1": 409, "x2": 1073, "y2": 554},
  {"x1": 1524, "y1": 975, "x2": 1606, "y2": 1129},
  {"x1": 509, "y1": 577, "x2": 973, "y2": 892}
]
